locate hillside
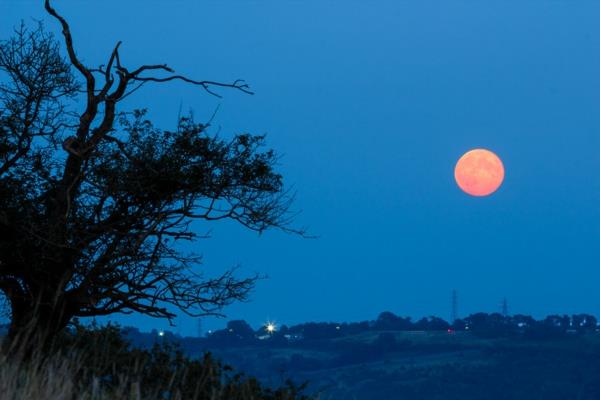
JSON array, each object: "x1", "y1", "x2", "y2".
[
  {"x1": 111, "y1": 317, "x2": 600, "y2": 400},
  {"x1": 192, "y1": 330, "x2": 600, "y2": 400},
  {"x1": 5, "y1": 313, "x2": 600, "y2": 399}
]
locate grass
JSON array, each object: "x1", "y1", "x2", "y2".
[{"x1": 0, "y1": 323, "x2": 315, "y2": 400}]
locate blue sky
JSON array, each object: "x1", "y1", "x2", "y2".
[{"x1": 2, "y1": 1, "x2": 600, "y2": 336}]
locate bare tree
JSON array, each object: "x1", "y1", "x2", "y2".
[{"x1": 0, "y1": 1, "x2": 300, "y2": 349}]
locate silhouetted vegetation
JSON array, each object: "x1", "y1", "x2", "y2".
[
  {"x1": 0, "y1": 0, "x2": 302, "y2": 352},
  {"x1": 0, "y1": 320, "x2": 314, "y2": 400},
  {"x1": 1, "y1": 311, "x2": 599, "y2": 399},
  {"x1": 164, "y1": 311, "x2": 600, "y2": 349}
]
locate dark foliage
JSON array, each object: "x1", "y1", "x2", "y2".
[
  {"x1": 52, "y1": 321, "x2": 313, "y2": 400},
  {"x1": 0, "y1": 0, "x2": 301, "y2": 350}
]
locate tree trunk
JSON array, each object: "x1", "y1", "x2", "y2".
[{"x1": 4, "y1": 292, "x2": 72, "y2": 357}]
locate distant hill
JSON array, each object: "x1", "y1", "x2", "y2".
[
  {"x1": 117, "y1": 312, "x2": 600, "y2": 400},
  {"x1": 186, "y1": 331, "x2": 600, "y2": 400},
  {"x1": 2, "y1": 313, "x2": 600, "y2": 399}
]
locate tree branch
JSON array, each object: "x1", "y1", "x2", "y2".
[
  {"x1": 129, "y1": 75, "x2": 253, "y2": 98},
  {"x1": 44, "y1": 0, "x2": 95, "y2": 104}
]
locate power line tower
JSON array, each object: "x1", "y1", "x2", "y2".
[
  {"x1": 451, "y1": 289, "x2": 458, "y2": 324},
  {"x1": 501, "y1": 297, "x2": 509, "y2": 317}
]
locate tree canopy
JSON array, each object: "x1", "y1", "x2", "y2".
[{"x1": 0, "y1": 0, "x2": 300, "y2": 349}]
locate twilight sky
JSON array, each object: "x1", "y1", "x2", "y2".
[{"x1": 2, "y1": 1, "x2": 599, "y2": 336}]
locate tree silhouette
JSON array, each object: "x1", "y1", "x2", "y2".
[{"x1": 0, "y1": 1, "x2": 300, "y2": 349}]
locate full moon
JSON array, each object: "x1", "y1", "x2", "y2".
[{"x1": 454, "y1": 149, "x2": 505, "y2": 197}]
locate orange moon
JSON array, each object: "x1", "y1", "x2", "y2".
[{"x1": 454, "y1": 149, "x2": 505, "y2": 197}]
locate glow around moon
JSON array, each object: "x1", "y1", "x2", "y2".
[{"x1": 454, "y1": 149, "x2": 505, "y2": 197}]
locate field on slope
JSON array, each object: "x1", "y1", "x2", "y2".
[{"x1": 195, "y1": 331, "x2": 600, "y2": 400}]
